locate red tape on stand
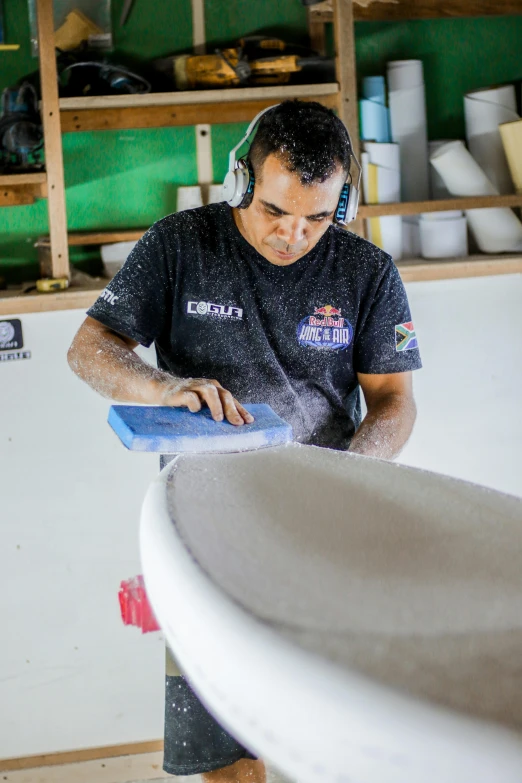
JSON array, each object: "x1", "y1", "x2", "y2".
[{"x1": 119, "y1": 574, "x2": 161, "y2": 633}]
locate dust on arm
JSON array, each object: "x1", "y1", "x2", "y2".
[
  {"x1": 349, "y1": 371, "x2": 416, "y2": 460},
  {"x1": 67, "y1": 316, "x2": 253, "y2": 424}
]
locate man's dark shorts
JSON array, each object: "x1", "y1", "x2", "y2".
[
  {"x1": 160, "y1": 455, "x2": 257, "y2": 776},
  {"x1": 164, "y1": 674, "x2": 257, "y2": 776}
]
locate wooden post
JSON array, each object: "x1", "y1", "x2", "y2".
[
  {"x1": 308, "y1": 7, "x2": 327, "y2": 55},
  {"x1": 332, "y1": 0, "x2": 364, "y2": 235},
  {"x1": 333, "y1": 0, "x2": 359, "y2": 157},
  {"x1": 191, "y1": 0, "x2": 214, "y2": 201},
  {"x1": 36, "y1": 0, "x2": 70, "y2": 279}
]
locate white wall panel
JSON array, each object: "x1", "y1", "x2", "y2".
[
  {"x1": 1, "y1": 273, "x2": 521, "y2": 759},
  {"x1": 0, "y1": 310, "x2": 162, "y2": 758},
  {"x1": 401, "y1": 274, "x2": 522, "y2": 498}
]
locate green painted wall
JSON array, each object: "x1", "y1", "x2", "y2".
[
  {"x1": 355, "y1": 17, "x2": 522, "y2": 140},
  {"x1": 0, "y1": 0, "x2": 521, "y2": 282}
]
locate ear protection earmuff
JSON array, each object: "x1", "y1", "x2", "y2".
[{"x1": 222, "y1": 104, "x2": 362, "y2": 224}]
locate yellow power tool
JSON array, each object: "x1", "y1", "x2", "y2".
[{"x1": 155, "y1": 37, "x2": 333, "y2": 90}]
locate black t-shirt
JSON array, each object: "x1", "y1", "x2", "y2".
[{"x1": 88, "y1": 203, "x2": 421, "y2": 449}]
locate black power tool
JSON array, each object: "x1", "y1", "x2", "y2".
[{"x1": 0, "y1": 82, "x2": 44, "y2": 173}]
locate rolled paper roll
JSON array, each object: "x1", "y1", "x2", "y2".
[
  {"x1": 387, "y1": 59, "x2": 424, "y2": 91},
  {"x1": 362, "y1": 144, "x2": 402, "y2": 259},
  {"x1": 387, "y1": 60, "x2": 429, "y2": 201},
  {"x1": 499, "y1": 119, "x2": 522, "y2": 193},
  {"x1": 430, "y1": 140, "x2": 522, "y2": 253},
  {"x1": 361, "y1": 143, "x2": 400, "y2": 203},
  {"x1": 362, "y1": 75, "x2": 386, "y2": 104},
  {"x1": 176, "y1": 185, "x2": 203, "y2": 211},
  {"x1": 366, "y1": 215, "x2": 403, "y2": 261},
  {"x1": 429, "y1": 140, "x2": 459, "y2": 199},
  {"x1": 419, "y1": 213, "x2": 468, "y2": 259},
  {"x1": 360, "y1": 100, "x2": 392, "y2": 143},
  {"x1": 464, "y1": 85, "x2": 519, "y2": 194},
  {"x1": 207, "y1": 183, "x2": 224, "y2": 204},
  {"x1": 402, "y1": 215, "x2": 422, "y2": 258},
  {"x1": 360, "y1": 75, "x2": 391, "y2": 142}
]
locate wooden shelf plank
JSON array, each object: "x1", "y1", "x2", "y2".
[
  {"x1": 0, "y1": 281, "x2": 109, "y2": 316},
  {"x1": 0, "y1": 172, "x2": 47, "y2": 186},
  {"x1": 310, "y1": 0, "x2": 522, "y2": 22},
  {"x1": 2, "y1": 254, "x2": 521, "y2": 316},
  {"x1": 37, "y1": 229, "x2": 146, "y2": 247},
  {"x1": 61, "y1": 93, "x2": 339, "y2": 132},
  {"x1": 58, "y1": 83, "x2": 339, "y2": 111},
  {"x1": 359, "y1": 194, "x2": 522, "y2": 217},
  {"x1": 398, "y1": 254, "x2": 522, "y2": 282},
  {"x1": 0, "y1": 739, "x2": 164, "y2": 771}
]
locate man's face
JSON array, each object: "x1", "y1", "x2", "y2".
[{"x1": 233, "y1": 153, "x2": 348, "y2": 266}]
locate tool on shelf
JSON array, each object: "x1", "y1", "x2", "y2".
[
  {"x1": 36, "y1": 277, "x2": 69, "y2": 292},
  {"x1": 0, "y1": 82, "x2": 43, "y2": 173},
  {"x1": 154, "y1": 36, "x2": 335, "y2": 89}
]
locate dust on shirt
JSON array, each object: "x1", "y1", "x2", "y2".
[{"x1": 88, "y1": 203, "x2": 422, "y2": 450}]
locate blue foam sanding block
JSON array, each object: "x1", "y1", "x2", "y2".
[{"x1": 108, "y1": 404, "x2": 293, "y2": 453}]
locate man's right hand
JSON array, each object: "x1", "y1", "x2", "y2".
[
  {"x1": 68, "y1": 318, "x2": 254, "y2": 427},
  {"x1": 157, "y1": 378, "x2": 254, "y2": 426}
]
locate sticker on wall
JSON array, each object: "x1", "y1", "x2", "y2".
[{"x1": 0, "y1": 319, "x2": 31, "y2": 362}]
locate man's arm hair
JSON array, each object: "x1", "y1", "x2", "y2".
[
  {"x1": 67, "y1": 316, "x2": 253, "y2": 425},
  {"x1": 349, "y1": 371, "x2": 416, "y2": 460}
]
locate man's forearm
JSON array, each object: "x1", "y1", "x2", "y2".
[
  {"x1": 68, "y1": 322, "x2": 171, "y2": 404},
  {"x1": 348, "y1": 393, "x2": 416, "y2": 460}
]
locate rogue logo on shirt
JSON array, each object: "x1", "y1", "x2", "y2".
[
  {"x1": 100, "y1": 288, "x2": 119, "y2": 306},
  {"x1": 297, "y1": 305, "x2": 353, "y2": 351},
  {"x1": 187, "y1": 300, "x2": 243, "y2": 320}
]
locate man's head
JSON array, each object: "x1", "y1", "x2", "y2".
[{"x1": 234, "y1": 100, "x2": 352, "y2": 266}]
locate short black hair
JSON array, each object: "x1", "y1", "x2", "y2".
[{"x1": 247, "y1": 100, "x2": 351, "y2": 185}]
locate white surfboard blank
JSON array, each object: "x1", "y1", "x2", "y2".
[{"x1": 141, "y1": 444, "x2": 522, "y2": 783}]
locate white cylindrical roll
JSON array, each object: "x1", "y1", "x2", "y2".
[
  {"x1": 177, "y1": 185, "x2": 203, "y2": 211},
  {"x1": 430, "y1": 140, "x2": 497, "y2": 195},
  {"x1": 387, "y1": 60, "x2": 424, "y2": 91},
  {"x1": 429, "y1": 140, "x2": 459, "y2": 199},
  {"x1": 387, "y1": 60, "x2": 430, "y2": 202},
  {"x1": 419, "y1": 214, "x2": 468, "y2": 259},
  {"x1": 361, "y1": 143, "x2": 401, "y2": 205},
  {"x1": 366, "y1": 216, "x2": 403, "y2": 261},
  {"x1": 464, "y1": 85, "x2": 519, "y2": 194},
  {"x1": 362, "y1": 144, "x2": 402, "y2": 259},
  {"x1": 430, "y1": 140, "x2": 522, "y2": 253},
  {"x1": 363, "y1": 142, "x2": 400, "y2": 173},
  {"x1": 402, "y1": 216, "x2": 422, "y2": 258},
  {"x1": 207, "y1": 184, "x2": 224, "y2": 204}
]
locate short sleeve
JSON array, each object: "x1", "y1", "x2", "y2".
[
  {"x1": 87, "y1": 224, "x2": 172, "y2": 347},
  {"x1": 354, "y1": 256, "x2": 422, "y2": 374}
]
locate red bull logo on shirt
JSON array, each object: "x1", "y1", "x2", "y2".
[{"x1": 297, "y1": 305, "x2": 353, "y2": 350}]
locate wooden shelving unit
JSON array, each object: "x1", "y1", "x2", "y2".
[
  {"x1": 2, "y1": 0, "x2": 522, "y2": 313},
  {"x1": 310, "y1": 0, "x2": 522, "y2": 26},
  {"x1": 358, "y1": 194, "x2": 522, "y2": 218},
  {"x1": 58, "y1": 84, "x2": 340, "y2": 133},
  {"x1": 308, "y1": 0, "x2": 522, "y2": 269},
  {"x1": 2, "y1": 251, "x2": 522, "y2": 317}
]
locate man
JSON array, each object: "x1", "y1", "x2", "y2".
[{"x1": 68, "y1": 100, "x2": 421, "y2": 782}]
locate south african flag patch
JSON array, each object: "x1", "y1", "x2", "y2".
[{"x1": 395, "y1": 321, "x2": 418, "y2": 352}]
